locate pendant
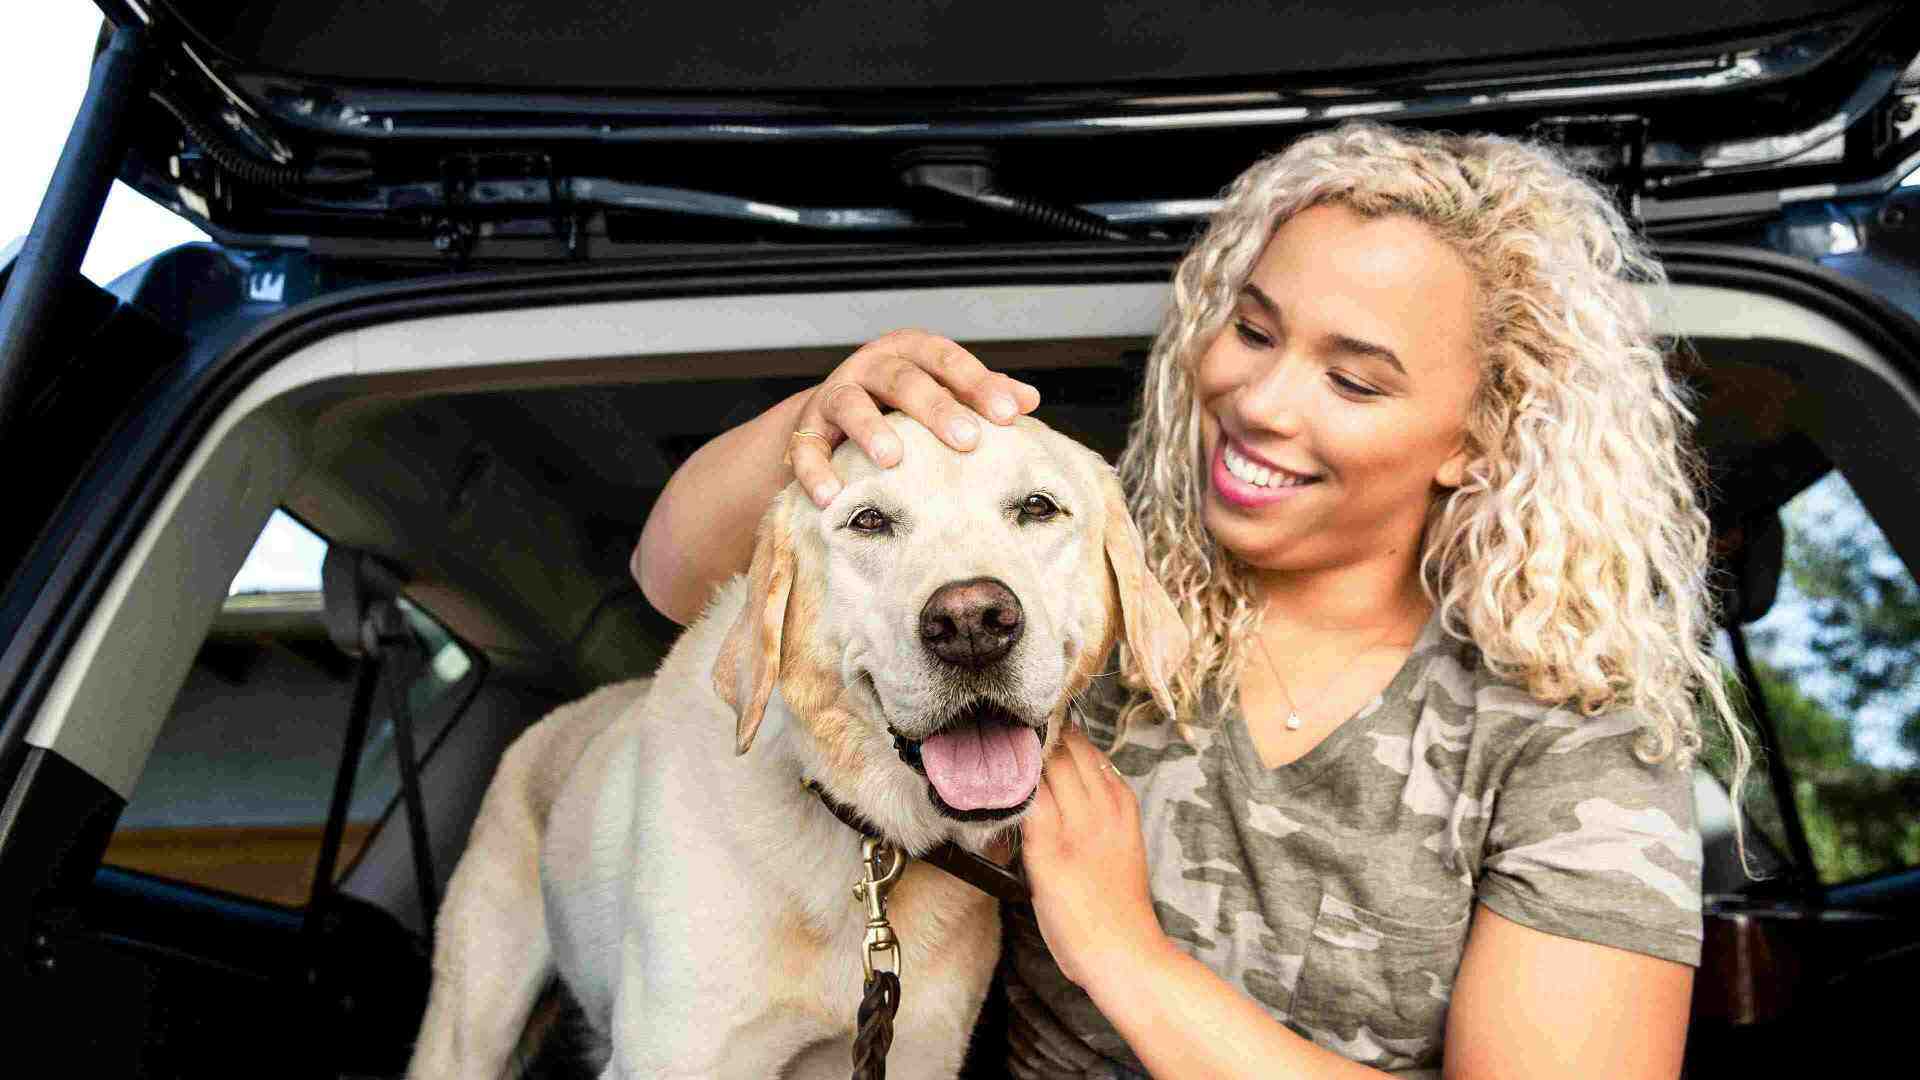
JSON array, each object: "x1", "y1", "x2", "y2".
[{"x1": 1285, "y1": 712, "x2": 1302, "y2": 731}]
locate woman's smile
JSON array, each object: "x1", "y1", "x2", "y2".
[
  {"x1": 1209, "y1": 433, "x2": 1321, "y2": 509},
  {"x1": 1194, "y1": 203, "x2": 1480, "y2": 571}
]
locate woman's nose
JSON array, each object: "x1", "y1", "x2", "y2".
[{"x1": 1234, "y1": 353, "x2": 1311, "y2": 436}]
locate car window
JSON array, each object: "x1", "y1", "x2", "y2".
[
  {"x1": 1722, "y1": 471, "x2": 1920, "y2": 887},
  {"x1": 225, "y1": 507, "x2": 329, "y2": 595},
  {"x1": 101, "y1": 510, "x2": 478, "y2": 906}
]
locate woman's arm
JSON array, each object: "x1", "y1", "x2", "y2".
[
  {"x1": 633, "y1": 330, "x2": 1040, "y2": 625},
  {"x1": 1079, "y1": 902, "x2": 1691, "y2": 1080},
  {"x1": 1023, "y1": 726, "x2": 1694, "y2": 1080},
  {"x1": 632, "y1": 386, "x2": 811, "y2": 625},
  {"x1": 1442, "y1": 907, "x2": 1692, "y2": 1079},
  {"x1": 1084, "y1": 943, "x2": 1385, "y2": 1079}
]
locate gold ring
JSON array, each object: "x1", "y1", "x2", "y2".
[
  {"x1": 817, "y1": 381, "x2": 865, "y2": 415},
  {"x1": 783, "y1": 428, "x2": 835, "y2": 466}
]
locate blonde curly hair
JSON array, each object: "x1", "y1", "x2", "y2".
[{"x1": 1112, "y1": 120, "x2": 1753, "y2": 845}]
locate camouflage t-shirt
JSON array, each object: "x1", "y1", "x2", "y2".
[{"x1": 1002, "y1": 609, "x2": 1703, "y2": 1078}]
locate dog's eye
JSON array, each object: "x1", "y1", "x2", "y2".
[
  {"x1": 1020, "y1": 493, "x2": 1061, "y2": 522},
  {"x1": 848, "y1": 507, "x2": 892, "y2": 534}
]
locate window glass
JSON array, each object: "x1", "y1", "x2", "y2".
[
  {"x1": 1726, "y1": 471, "x2": 1920, "y2": 885},
  {"x1": 228, "y1": 509, "x2": 328, "y2": 595},
  {"x1": 103, "y1": 511, "x2": 479, "y2": 906}
]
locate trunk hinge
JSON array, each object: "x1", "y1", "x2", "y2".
[
  {"x1": 429, "y1": 152, "x2": 585, "y2": 266},
  {"x1": 549, "y1": 157, "x2": 585, "y2": 261},
  {"x1": 1528, "y1": 115, "x2": 1650, "y2": 223},
  {"x1": 431, "y1": 154, "x2": 478, "y2": 269}
]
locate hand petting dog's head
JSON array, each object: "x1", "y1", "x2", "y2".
[{"x1": 713, "y1": 414, "x2": 1187, "y2": 855}]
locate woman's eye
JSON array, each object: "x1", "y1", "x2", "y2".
[
  {"x1": 1330, "y1": 373, "x2": 1381, "y2": 397},
  {"x1": 1233, "y1": 319, "x2": 1273, "y2": 348},
  {"x1": 848, "y1": 507, "x2": 892, "y2": 533},
  {"x1": 1020, "y1": 493, "x2": 1061, "y2": 521}
]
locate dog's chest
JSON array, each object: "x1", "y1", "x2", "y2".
[{"x1": 767, "y1": 859, "x2": 1002, "y2": 1028}]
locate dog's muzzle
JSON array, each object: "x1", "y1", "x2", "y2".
[{"x1": 891, "y1": 699, "x2": 1043, "y2": 821}]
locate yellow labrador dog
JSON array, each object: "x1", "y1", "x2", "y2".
[{"x1": 408, "y1": 414, "x2": 1186, "y2": 1079}]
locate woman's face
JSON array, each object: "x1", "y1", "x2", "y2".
[{"x1": 1195, "y1": 202, "x2": 1481, "y2": 576}]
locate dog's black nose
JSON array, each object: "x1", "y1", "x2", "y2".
[{"x1": 920, "y1": 578, "x2": 1024, "y2": 669}]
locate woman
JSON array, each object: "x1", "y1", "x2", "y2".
[{"x1": 635, "y1": 121, "x2": 1752, "y2": 1078}]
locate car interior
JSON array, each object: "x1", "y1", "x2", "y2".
[{"x1": 25, "y1": 274, "x2": 1919, "y2": 1075}]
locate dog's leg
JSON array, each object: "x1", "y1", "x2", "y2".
[
  {"x1": 407, "y1": 738, "x2": 557, "y2": 1079},
  {"x1": 410, "y1": 683, "x2": 648, "y2": 1080}
]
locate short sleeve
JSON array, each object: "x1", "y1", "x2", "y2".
[{"x1": 1475, "y1": 709, "x2": 1704, "y2": 967}]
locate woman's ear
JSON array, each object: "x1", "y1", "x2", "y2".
[
  {"x1": 1098, "y1": 468, "x2": 1190, "y2": 719},
  {"x1": 1436, "y1": 424, "x2": 1474, "y2": 488},
  {"x1": 711, "y1": 492, "x2": 796, "y2": 755},
  {"x1": 1436, "y1": 441, "x2": 1472, "y2": 489}
]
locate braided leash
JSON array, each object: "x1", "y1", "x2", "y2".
[
  {"x1": 805, "y1": 779, "x2": 1030, "y2": 1080},
  {"x1": 851, "y1": 970, "x2": 901, "y2": 1080},
  {"x1": 849, "y1": 835, "x2": 907, "y2": 1079}
]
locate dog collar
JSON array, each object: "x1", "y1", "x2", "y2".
[{"x1": 802, "y1": 780, "x2": 1031, "y2": 904}]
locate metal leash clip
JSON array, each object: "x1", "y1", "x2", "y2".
[{"x1": 853, "y1": 835, "x2": 907, "y2": 983}]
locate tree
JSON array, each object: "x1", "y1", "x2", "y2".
[
  {"x1": 1755, "y1": 481, "x2": 1920, "y2": 759},
  {"x1": 1730, "y1": 474, "x2": 1920, "y2": 882}
]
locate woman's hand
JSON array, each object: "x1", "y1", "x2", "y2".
[
  {"x1": 786, "y1": 329, "x2": 1041, "y2": 507},
  {"x1": 634, "y1": 329, "x2": 1037, "y2": 625},
  {"x1": 1020, "y1": 723, "x2": 1172, "y2": 992}
]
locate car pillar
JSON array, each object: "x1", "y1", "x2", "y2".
[{"x1": 0, "y1": 22, "x2": 149, "y2": 441}]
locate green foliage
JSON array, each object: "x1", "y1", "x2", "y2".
[
  {"x1": 1726, "y1": 475, "x2": 1920, "y2": 885},
  {"x1": 1709, "y1": 660, "x2": 1920, "y2": 885},
  {"x1": 1793, "y1": 769, "x2": 1920, "y2": 882},
  {"x1": 1764, "y1": 499, "x2": 1920, "y2": 758}
]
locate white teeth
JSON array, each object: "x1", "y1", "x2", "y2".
[{"x1": 1224, "y1": 444, "x2": 1314, "y2": 489}]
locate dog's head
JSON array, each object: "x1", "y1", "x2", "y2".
[{"x1": 711, "y1": 414, "x2": 1187, "y2": 852}]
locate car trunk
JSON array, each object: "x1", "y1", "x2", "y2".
[
  {"x1": 0, "y1": 234, "x2": 1915, "y2": 1073},
  {"x1": 0, "y1": 1, "x2": 1917, "y2": 1073},
  {"x1": 71, "y1": 0, "x2": 1920, "y2": 261}
]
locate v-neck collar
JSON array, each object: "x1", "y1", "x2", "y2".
[{"x1": 1223, "y1": 606, "x2": 1450, "y2": 788}]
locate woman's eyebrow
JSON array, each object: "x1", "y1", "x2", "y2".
[
  {"x1": 1242, "y1": 283, "x2": 1407, "y2": 377},
  {"x1": 1328, "y1": 332, "x2": 1407, "y2": 377}
]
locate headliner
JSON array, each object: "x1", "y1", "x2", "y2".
[{"x1": 161, "y1": 0, "x2": 1864, "y2": 94}]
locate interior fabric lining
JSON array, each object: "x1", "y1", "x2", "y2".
[{"x1": 22, "y1": 281, "x2": 1889, "y2": 799}]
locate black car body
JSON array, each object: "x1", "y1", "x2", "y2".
[{"x1": 1, "y1": 1, "x2": 1917, "y2": 1075}]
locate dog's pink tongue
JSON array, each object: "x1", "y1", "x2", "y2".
[{"x1": 920, "y1": 722, "x2": 1043, "y2": 811}]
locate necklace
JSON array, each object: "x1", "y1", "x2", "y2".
[{"x1": 1254, "y1": 612, "x2": 1416, "y2": 732}]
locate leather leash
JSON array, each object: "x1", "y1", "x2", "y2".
[{"x1": 803, "y1": 778, "x2": 1031, "y2": 1080}]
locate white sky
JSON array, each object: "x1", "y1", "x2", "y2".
[
  {"x1": 1, "y1": 4, "x2": 208, "y2": 285},
  {"x1": 2, "y1": 6, "x2": 303, "y2": 588},
  {"x1": 227, "y1": 511, "x2": 328, "y2": 594}
]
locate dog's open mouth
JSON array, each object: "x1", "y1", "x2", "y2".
[{"x1": 893, "y1": 700, "x2": 1043, "y2": 818}]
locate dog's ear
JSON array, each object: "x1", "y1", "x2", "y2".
[
  {"x1": 712, "y1": 494, "x2": 797, "y2": 755},
  {"x1": 1098, "y1": 468, "x2": 1189, "y2": 719}
]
